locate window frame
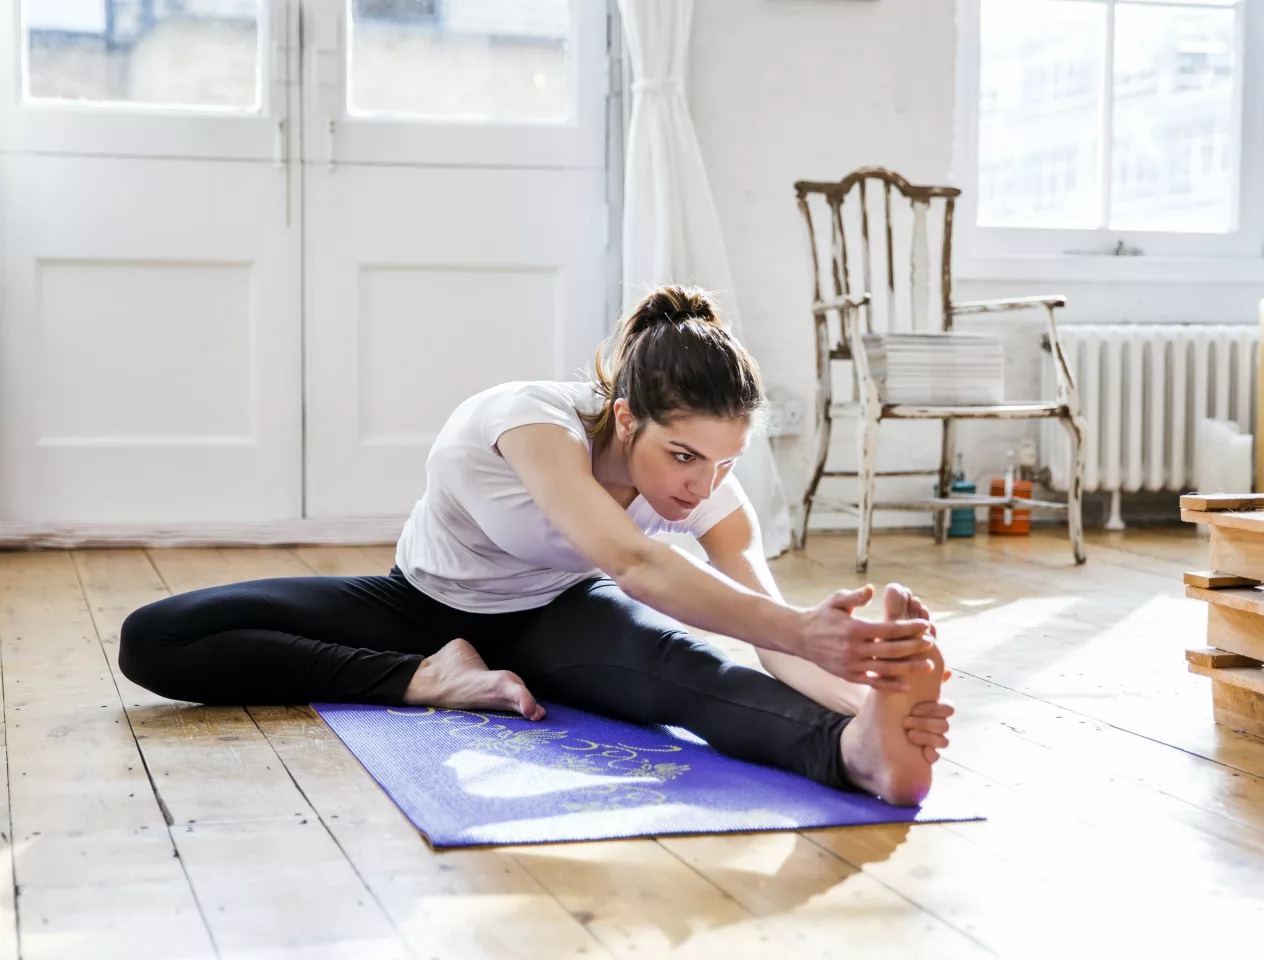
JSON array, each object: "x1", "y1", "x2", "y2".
[{"x1": 953, "y1": 0, "x2": 1264, "y2": 282}]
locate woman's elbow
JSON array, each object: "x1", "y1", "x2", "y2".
[{"x1": 608, "y1": 539, "x2": 666, "y2": 603}]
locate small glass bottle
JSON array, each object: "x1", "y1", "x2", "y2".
[{"x1": 948, "y1": 452, "x2": 976, "y2": 537}]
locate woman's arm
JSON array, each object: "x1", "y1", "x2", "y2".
[
  {"x1": 701, "y1": 504, "x2": 953, "y2": 760},
  {"x1": 697, "y1": 500, "x2": 872, "y2": 714},
  {"x1": 495, "y1": 424, "x2": 931, "y2": 679}
]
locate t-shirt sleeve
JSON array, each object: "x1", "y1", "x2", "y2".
[
  {"x1": 683, "y1": 473, "x2": 748, "y2": 538},
  {"x1": 481, "y1": 383, "x2": 590, "y2": 454}
]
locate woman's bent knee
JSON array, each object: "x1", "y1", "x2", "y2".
[{"x1": 118, "y1": 599, "x2": 180, "y2": 690}]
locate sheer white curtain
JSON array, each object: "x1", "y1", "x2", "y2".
[{"x1": 616, "y1": 0, "x2": 792, "y2": 558}]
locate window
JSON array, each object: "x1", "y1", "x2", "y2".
[
  {"x1": 348, "y1": 0, "x2": 571, "y2": 121},
  {"x1": 957, "y1": 0, "x2": 1263, "y2": 271},
  {"x1": 22, "y1": 0, "x2": 262, "y2": 110}
]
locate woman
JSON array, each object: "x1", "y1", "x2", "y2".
[{"x1": 120, "y1": 285, "x2": 952, "y2": 806}]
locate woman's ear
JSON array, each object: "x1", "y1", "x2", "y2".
[{"x1": 612, "y1": 398, "x2": 638, "y2": 444}]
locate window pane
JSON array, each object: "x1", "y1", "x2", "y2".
[
  {"x1": 349, "y1": 0, "x2": 571, "y2": 121},
  {"x1": 977, "y1": 0, "x2": 1107, "y2": 228},
  {"x1": 23, "y1": 0, "x2": 261, "y2": 110},
  {"x1": 1110, "y1": 4, "x2": 1236, "y2": 232}
]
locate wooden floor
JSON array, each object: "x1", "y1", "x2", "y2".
[{"x1": 1, "y1": 528, "x2": 1263, "y2": 959}]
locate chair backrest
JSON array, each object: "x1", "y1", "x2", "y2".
[{"x1": 794, "y1": 167, "x2": 961, "y2": 338}]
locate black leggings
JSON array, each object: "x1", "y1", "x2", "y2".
[{"x1": 119, "y1": 567, "x2": 855, "y2": 789}]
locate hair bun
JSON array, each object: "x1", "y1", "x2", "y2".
[
  {"x1": 580, "y1": 281, "x2": 763, "y2": 445},
  {"x1": 645, "y1": 285, "x2": 719, "y2": 329}
]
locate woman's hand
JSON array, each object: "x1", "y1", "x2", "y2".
[
  {"x1": 794, "y1": 585, "x2": 935, "y2": 692},
  {"x1": 903, "y1": 701, "x2": 954, "y2": 764}
]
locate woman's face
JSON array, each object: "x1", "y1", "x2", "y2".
[{"x1": 616, "y1": 405, "x2": 750, "y2": 519}]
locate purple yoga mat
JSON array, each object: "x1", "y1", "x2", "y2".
[{"x1": 313, "y1": 701, "x2": 982, "y2": 848}]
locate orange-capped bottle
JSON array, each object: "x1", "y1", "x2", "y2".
[{"x1": 989, "y1": 449, "x2": 1032, "y2": 535}]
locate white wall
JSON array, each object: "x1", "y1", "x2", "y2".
[{"x1": 688, "y1": 0, "x2": 1264, "y2": 529}]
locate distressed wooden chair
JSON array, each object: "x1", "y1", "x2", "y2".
[{"x1": 793, "y1": 167, "x2": 1087, "y2": 572}]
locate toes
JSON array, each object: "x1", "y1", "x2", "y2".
[
  {"x1": 493, "y1": 671, "x2": 545, "y2": 721},
  {"x1": 492, "y1": 670, "x2": 525, "y2": 699},
  {"x1": 882, "y1": 583, "x2": 912, "y2": 621}
]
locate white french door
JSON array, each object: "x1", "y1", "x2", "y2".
[
  {"x1": 0, "y1": 0, "x2": 611, "y2": 528},
  {"x1": 301, "y1": 0, "x2": 610, "y2": 518},
  {"x1": 0, "y1": 0, "x2": 303, "y2": 524}
]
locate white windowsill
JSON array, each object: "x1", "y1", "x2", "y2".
[{"x1": 955, "y1": 254, "x2": 1264, "y2": 285}]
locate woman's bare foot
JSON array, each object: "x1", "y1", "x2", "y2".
[
  {"x1": 838, "y1": 585, "x2": 945, "y2": 806},
  {"x1": 885, "y1": 585, "x2": 954, "y2": 764},
  {"x1": 403, "y1": 637, "x2": 545, "y2": 721}
]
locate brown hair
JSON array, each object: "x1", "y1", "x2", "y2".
[{"x1": 581, "y1": 284, "x2": 767, "y2": 448}]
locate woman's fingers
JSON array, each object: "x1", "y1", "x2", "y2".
[
  {"x1": 923, "y1": 746, "x2": 941, "y2": 764},
  {"x1": 902, "y1": 715, "x2": 950, "y2": 734},
  {"x1": 904, "y1": 727, "x2": 950, "y2": 749},
  {"x1": 855, "y1": 657, "x2": 936, "y2": 678},
  {"x1": 843, "y1": 655, "x2": 938, "y2": 689},
  {"x1": 865, "y1": 634, "x2": 935, "y2": 660},
  {"x1": 906, "y1": 730, "x2": 950, "y2": 749},
  {"x1": 868, "y1": 618, "x2": 932, "y2": 643},
  {"x1": 830, "y1": 584, "x2": 875, "y2": 611},
  {"x1": 903, "y1": 710, "x2": 951, "y2": 750},
  {"x1": 908, "y1": 701, "x2": 955, "y2": 719}
]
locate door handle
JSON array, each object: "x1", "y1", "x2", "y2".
[
  {"x1": 274, "y1": 118, "x2": 287, "y2": 169},
  {"x1": 312, "y1": 7, "x2": 342, "y2": 174},
  {"x1": 272, "y1": 0, "x2": 292, "y2": 225}
]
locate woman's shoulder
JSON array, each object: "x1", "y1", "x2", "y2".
[
  {"x1": 445, "y1": 379, "x2": 601, "y2": 454},
  {"x1": 473, "y1": 379, "x2": 602, "y2": 416}
]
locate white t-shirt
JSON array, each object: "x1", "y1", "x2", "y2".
[{"x1": 395, "y1": 380, "x2": 747, "y2": 613}]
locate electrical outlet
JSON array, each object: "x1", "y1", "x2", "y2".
[
  {"x1": 767, "y1": 387, "x2": 808, "y2": 437},
  {"x1": 781, "y1": 398, "x2": 807, "y2": 434}
]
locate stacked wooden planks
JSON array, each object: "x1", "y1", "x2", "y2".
[{"x1": 1181, "y1": 493, "x2": 1264, "y2": 739}]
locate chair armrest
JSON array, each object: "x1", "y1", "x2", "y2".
[
  {"x1": 813, "y1": 293, "x2": 871, "y2": 315},
  {"x1": 951, "y1": 295, "x2": 1066, "y2": 316}
]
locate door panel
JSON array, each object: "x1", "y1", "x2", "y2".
[
  {"x1": 0, "y1": 153, "x2": 301, "y2": 522},
  {"x1": 303, "y1": 161, "x2": 607, "y2": 517}
]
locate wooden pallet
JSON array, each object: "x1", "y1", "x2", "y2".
[{"x1": 1180, "y1": 494, "x2": 1264, "y2": 739}]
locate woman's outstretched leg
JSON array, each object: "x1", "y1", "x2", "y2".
[
  {"x1": 119, "y1": 568, "x2": 540, "y2": 710},
  {"x1": 494, "y1": 577, "x2": 947, "y2": 804},
  {"x1": 491, "y1": 577, "x2": 856, "y2": 790}
]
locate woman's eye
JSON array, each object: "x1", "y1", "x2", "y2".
[{"x1": 673, "y1": 452, "x2": 694, "y2": 463}]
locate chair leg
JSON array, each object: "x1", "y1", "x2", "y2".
[
  {"x1": 856, "y1": 412, "x2": 879, "y2": 574},
  {"x1": 796, "y1": 498, "x2": 812, "y2": 551},
  {"x1": 1059, "y1": 413, "x2": 1087, "y2": 564},
  {"x1": 797, "y1": 405, "x2": 833, "y2": 550},
  {"x1": 933, "y1": 419, "x2": 957, "y2": 544}
]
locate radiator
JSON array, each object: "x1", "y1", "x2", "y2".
[{"x1": 1040, "y1": 324, "x2": 1259, "y2": 523}]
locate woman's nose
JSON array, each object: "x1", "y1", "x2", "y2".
[{"x1": 688, "y1": 468, "x2": 721, "y2": 499}]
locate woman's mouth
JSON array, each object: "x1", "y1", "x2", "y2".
[{"x1": 673, "y1": 497, "x2": 699, "y2": 510}]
